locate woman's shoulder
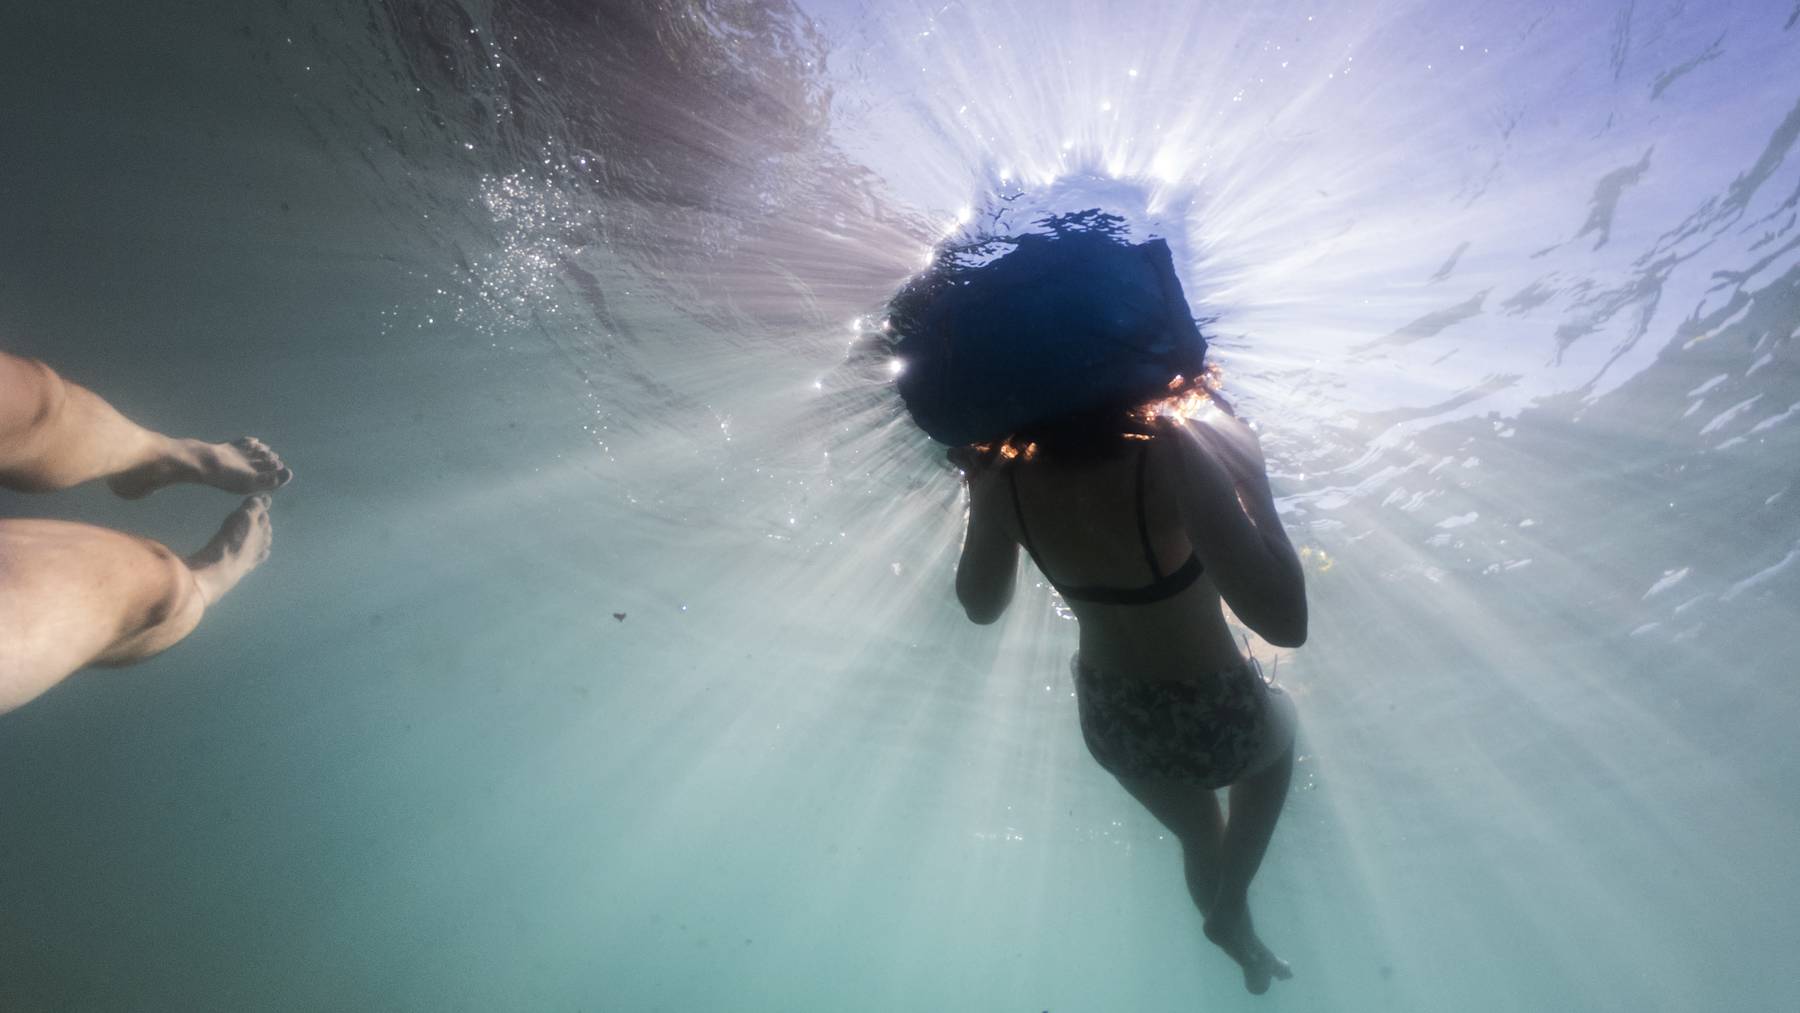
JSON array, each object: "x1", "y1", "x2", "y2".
[
  {"x1": 1144, "y1": 415, "x2": 1242, "y2": 511},
  {"x1": 1145, "y1": 416, "x2": 1199, "y2": 466}
]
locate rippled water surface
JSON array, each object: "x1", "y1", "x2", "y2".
[{"x1": 2, "y1": 2, "x2": 1798, "y2": 1010}]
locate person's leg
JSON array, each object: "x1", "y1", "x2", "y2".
[
  {"x1": 1114, "y1": 775, "x2": 1226, "y2": 917},
  {"x1": 0, "y1": 496, "x2": 272, "y2": 714},
  {"x1": 1080, "y1": 656, "x2": 1295, "y2": 992},
  {"x1": 0, "y1": 350, "x2": 290, "y2": 497},
  {"x1": 1214, "y1": 745, "x2": 1294, "y2": 913},
  {"x1": 1203, "y1": 740, "x2": 1296, "y2": 994}
]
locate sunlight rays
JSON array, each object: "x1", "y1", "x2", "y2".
[{"x1": 404, "y1": 1, "x2": 1800, "y2": 1006}]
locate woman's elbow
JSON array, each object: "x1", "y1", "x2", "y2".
[
  {"x1": 1268, "y1": 608, "x2": 1308, "y2": 648},
  {"x1": 1249, "y1": 602, "x2": 1307, "y2": 648},
  {"x1": 955, "y1": 565, "x2": 1013, "y2": 625},
  {"x1": 963, "y1": 602, "x2": 1006, "y2": 625},
  {"x1": 958, "y1": 587, "x2": 1010, "y2": 625},
  {"x1": 1263, "y1": 624, "x2": 1307, "y2": 649}
]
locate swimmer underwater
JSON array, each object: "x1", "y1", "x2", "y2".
[{"x1": 889, "y1": 208, "x2": 1308, "y2": 994}]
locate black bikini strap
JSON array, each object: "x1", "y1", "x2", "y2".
[{"x1": 1135, "y1": 449, "x2": 1164, "y2": 580}]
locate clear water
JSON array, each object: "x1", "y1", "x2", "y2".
[{"x1": 2, "y1": 1, "x2": 1797, "y2": 1010}]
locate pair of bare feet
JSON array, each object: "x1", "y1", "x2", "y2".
[
  {"x1": 1205, "y1": 897, "x2": 1293, "y2": 995},
  {"x1": 112, "y1": 436, "x2": 292, "y2": 604}
]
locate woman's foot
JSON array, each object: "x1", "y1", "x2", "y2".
[
  {"x1": 184, "y1": 495, "x2": 274, "y2": 605},
  {"x1": 1204, "y1": 898, "x2": 1292, "y2": 994},
  {"x1": 108, "y1": 437, "x2": 293, "y2": 499}
]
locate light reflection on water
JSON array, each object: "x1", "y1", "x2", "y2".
[{"x1": 0, "y1": 1, "x2": 1797, "y2": 1011}]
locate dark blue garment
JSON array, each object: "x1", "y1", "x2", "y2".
[{"x1": 887, "y1": 226, "x2": 1206, "y2": 446}]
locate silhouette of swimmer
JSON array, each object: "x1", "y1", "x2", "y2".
[
  {"x1": 949, "y1": 389, "x2": 1306, "y2": 995},
  {"x1": 0, "y1": 350, "x2": 292, "y2": 713}
]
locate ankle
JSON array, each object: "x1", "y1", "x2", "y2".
[
  {"x1": 184, "y1": 565, "x2": 222, "y2": 608},
  {"x1": 184, "y1": 540, "x2": 225, "y2": 571},
  {"x1": 125, "y1": 433, "x2": 182, "y2": 472}
]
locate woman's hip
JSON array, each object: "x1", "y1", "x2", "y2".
[{"x1": 1071, "y1": 653, "x2": 1297, "y2": 789}]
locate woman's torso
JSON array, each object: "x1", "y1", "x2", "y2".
[{"x1": 1002, "y1": 441, "x2": 1246, "y2": 682}]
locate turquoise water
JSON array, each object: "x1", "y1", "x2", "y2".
[{"x1": 2, "y1": 1, "x2": 1797, "y2": 1010}]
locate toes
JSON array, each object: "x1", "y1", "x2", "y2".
[
  {"x1": 234, "y1": 436, "x2": 277, "y2": 463},
  {"x1": 1243, "y1": 948, "x2": 1289, "y2": 993},
  {"x1": 253, "y1": 466, "x2": 292, "y2": 490},
  {"x1": 230, "y1": 438, "x2": 292, "y2": 490}
]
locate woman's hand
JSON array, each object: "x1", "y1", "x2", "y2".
[{"x1": 951, "y1": 443, "x2": 1018, "y2": 624}]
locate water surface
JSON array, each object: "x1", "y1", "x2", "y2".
[{"x1": 2, "y1": 2, "x2": 1797, "y2": 1010}]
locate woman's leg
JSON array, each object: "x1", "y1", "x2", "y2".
[
  {"x1": 0, "y1": 351, "x2": 290, "y2": 497},
  {"x1": 1114, "y1": 775, "x2": 1226, "y2": 917},
  {"x1": 1082, "y1": 656, "x2": 1297, "y2": 992},
  {"x1": 1214, "y1": 746, "x2": 1294, "y2": 915},
  {"x1": 1113, "y1": 713, "x2": 1297, "y2": 994},
  {"x1": 1117, "y1": 770, "x2": 1292, "y2": 993},
  {"x1": 1203, "y1": 742, "x2": 1295, "y2": 993},
  {"x1": 0, "y1": 496, "x2": 272, "y2": 714}
]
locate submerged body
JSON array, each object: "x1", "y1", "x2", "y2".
[
  {"x1": 0, "y1": 349, "x2": 288, "y2": 713},
  {"x1": 954, "y1": 410, "x2": 1306, "y2": 994},
  {"x1": 0, "y1": 507, "x2": 272, "y2": 712}
]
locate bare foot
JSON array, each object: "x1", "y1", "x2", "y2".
[
  {"x1": 109, "y1": 437, "x2": 293, "y2": 499},
  {"x1": 1204, "y1": 899, "x2": 1293, "y2": 994},
  {"x1": 185, "y1": 495, "x2": 274, "y2": 605}
]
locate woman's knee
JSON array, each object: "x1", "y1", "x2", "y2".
[
  {"x1": 91, "y1": 545, "x2": 206, "y2": 666},
  {"x1": 0, "y1": 356, "x2": 68, "y2": 478}
]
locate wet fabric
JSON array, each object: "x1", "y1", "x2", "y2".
[{"x1": 1072, "y1": 654, "x2": 1293, "y2": 788}]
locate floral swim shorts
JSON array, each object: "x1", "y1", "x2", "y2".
[{"x1": 1072, "y1": 654, "x2": 1296, "y2": 789}]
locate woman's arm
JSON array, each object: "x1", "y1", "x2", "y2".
[
  {"x1": 953, "y1": 454, "x2": 1019, "y2": 625},
  {"x1": 1159, "y1": 416, "x2": 1308, "y2": 647}
]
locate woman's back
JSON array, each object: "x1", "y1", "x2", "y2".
[
  {"x1": 958, "y1": 413, "x2": 1306, "y2": 673},
  {"x1": 1003, "y1": 442, "x2": 1245, "y2": 679}
]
